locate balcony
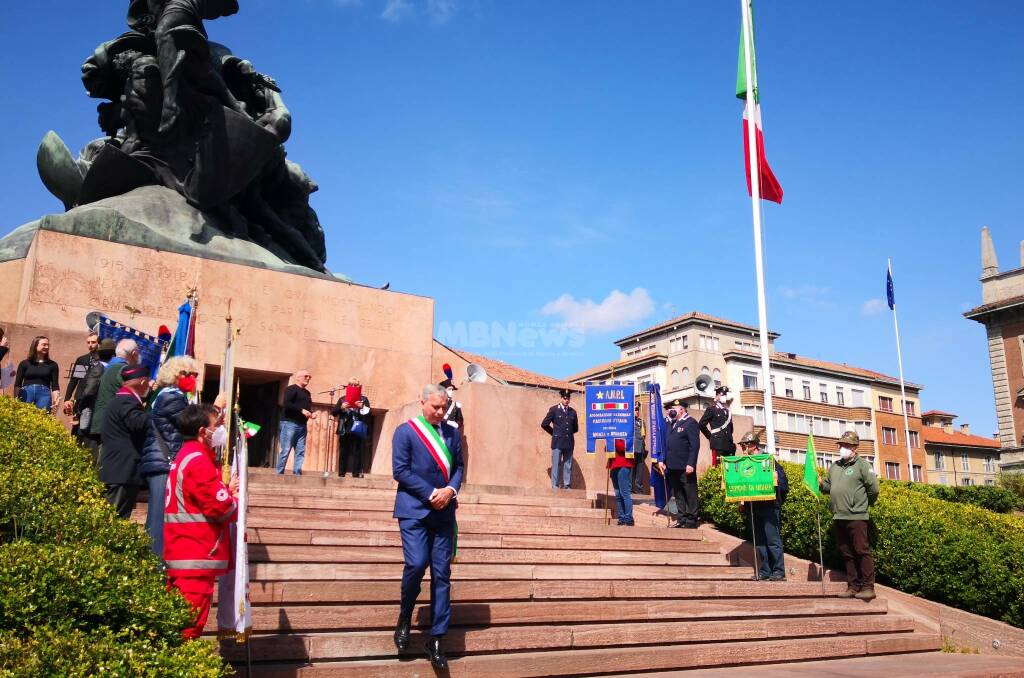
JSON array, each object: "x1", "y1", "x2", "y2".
[{"x1": 740, "y1": 389, "x2": 873, "y2": 421}]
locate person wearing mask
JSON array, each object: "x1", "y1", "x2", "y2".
[
  {"x1": 164, "y1": 404, "x2": 238, "y2": 640},
  {"x1": 699, "y1": 385, "x2": 736, "y2": 467},
  {"x1": 820, "y1": 431, "x2": 880, "y2": 601},
  {"x1": 14, "y1": 336, "x2": 60, "y2": 412},
  {"x1": 276, "y1": 370, "x2": 317, "y2": 475},
  {"x1": 657, "y1": 399, "x2": 700, "y2": 528},
  {"x1": 541, "y1": 389, "x2": 579, "y2": 490},
  {"x1": 631, "y1": 402, "x2": 647, "y2": 494},
  {"x1": 331, "y1": 389, "x2": 372, "y2": 478},
  {"x1": 75, "y1": 338, "x2": 116, "y2": 460},
  {"x1": 440, "y1": 377, "x2": 463, "y2": 431},
  {"x1": 62, "y1": 333, "x2": 101, "y2": 431},
  {"x1": 391, "y1": 384, "x2": 464, "y2": 669},
  {"x1": 736, "y1": 431, "x2": 788, "y2": 581},
  {"x1": 98, "y1": 365, "x2": 152, "y2": 519},
  {"x1": 141, "y1": 356, "x2": 201, "y2": 558},
  {"x1": 89, "y1": 338, "x2": 141, "y2": 438}
]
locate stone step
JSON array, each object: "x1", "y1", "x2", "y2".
[
  {"x1": 249, "y1": 562, "x2": 749, "y2": 582},
  {"x1": 245, "y1": 495, "x2": 609, "y2": 519},
  {"x1": 247, "y1": 544, "x2": 730, "y2": 566},
  {"x1": 247, "y1": 485, "x2": 600, "y2": 509},
  {"x1": 235, "y1": 632, "x2": 941, "y2": 677},
  {"x1": 233, "y1": 597, "x2": 888, "y2": 633},
  {"x1": 243, "y1": 579, "x2": 850, "y2": 605},
  {"x1": 247, "y1": 528, "x2": 723, "y2": 553},
  {"x1": 223, "y1": 613, "x2": 916, "y2": 662}
]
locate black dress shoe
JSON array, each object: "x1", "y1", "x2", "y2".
[
  {"x1": 425, "y1": 636, "x2": 448, "y2": 670},
  {"x1": 393, "y1": 616, "x2": 411, "y2": 652}
]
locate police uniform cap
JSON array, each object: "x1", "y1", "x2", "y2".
[
  {"x1": 559, "y1": 389, "x2": 572, "y2": 399},
  {"x1": 715, "y1": 385, "x2": 730, "y2": 395}
]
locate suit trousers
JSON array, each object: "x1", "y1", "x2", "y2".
[
  {"x1": 398, "y1": 512, "x2": 455, "y2": 637},
  {"x1": 666, "y1": 468, "x2": 699, "y2": 525},
  {"x1": 833, "y1": 519, "x2": 875, "y2": 589},
  {"x1": 550, "y1": 448, "x2": 572, "y2": 489},
  {"x1": 105, "y1": 483, "x2": 140, "y2": 520}
]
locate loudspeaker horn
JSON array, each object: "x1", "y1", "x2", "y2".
[
  {"x1": 466, "y1": 363, "x2": 488, "y2": 383},
  {"x1": 85, "y1": 311, "x2": 103, "y2": 332},
  {"x1": 694, "y1": 374, "x2": 715, "y2": 397}
]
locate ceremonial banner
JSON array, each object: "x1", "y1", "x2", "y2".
[
  {"x1": 647, "y1": 383, "x2": 668, "y2": 508},
  {"x1": 721, "y1": 453, "x2": 777, "y2": 503},
  {"x1": 96, "y1": 316, "x2": 167, "y2": 378},
  {"x1": 585, "y1": 382, "x2": 635, "y2": 457},
  {"x1": 217, "y1": 416, "x2": 252, "y2": 642}
]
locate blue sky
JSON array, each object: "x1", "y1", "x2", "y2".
[{"x1": 1, "y1": 1, "x2": 1022, "y2": 434}]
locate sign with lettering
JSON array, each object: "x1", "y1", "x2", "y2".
[
  {"x1": 585, "y1": 382, "x2": 635, "y2": 456},
  {"x1": 721, "y1": 454, "x2": 777, "y2": 503}
]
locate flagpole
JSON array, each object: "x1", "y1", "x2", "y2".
[
  {"x1": 888, "y1": 259, "x2": 915, "y2": 480},
  {"x1": 740, "y1": 0, "x2": 777, "y2": 457}
]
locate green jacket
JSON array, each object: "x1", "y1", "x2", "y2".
[
  {"x1": 820, "y1": 455, "x2": 879, "y2": 521},
  {"x1": 89, "y1": 362, "x2": 127, "y2": 436}
]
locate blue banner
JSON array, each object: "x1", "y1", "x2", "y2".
[
  {"x1": 97, "y1": 316, "x2": 168, "y2": 379},
  {"x1": 585, "y1": 382, "x2": 635, "y2": 455},
  {"x1": 648, "y1": 383, "x2": 668, "y2": 508}
]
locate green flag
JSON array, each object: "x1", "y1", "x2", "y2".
[
  {"x1": 735, "y1": 0, "x2": 759, "y2": 102},
  {"x1": 803, "y1": 434, "x2": 821, "y2": 496}
]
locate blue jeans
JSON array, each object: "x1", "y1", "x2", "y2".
[
  {"x1": 751, "y1": 503, "x2": 785, "y2": 578},
  {"x1": 144, "y1": 473, "x2": 167, "y2": 559},
  {"x1": 612, "y1": 466, "x2": 634, "y2": 525},
  {"x1": 19, "y1": 384, "x2": 52, "y2": 411},
  {"x1": 551, "y1": 448, "x2": 572, "y2": 488},
  {"x1": 276, "y1": 421, "x2": 307, "y2": 474}
]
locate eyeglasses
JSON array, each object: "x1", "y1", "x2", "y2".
[{"x1": 180, "y1": 371, "x2": 199, "y2": 377}]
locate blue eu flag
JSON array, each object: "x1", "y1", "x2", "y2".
[{"x1": 886, "y1": 268, "x2": 895, "y2": 310}]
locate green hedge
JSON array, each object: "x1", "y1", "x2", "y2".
[
  {"x1": 885, "y1": 480, "x2": 1019, "y2": 514},
  {"x1": 0, "y1": 398, "x2": 229, "y2": 677},
  {"x1": 700, "y1": 461, "x2": 1024, "y2": 628}
]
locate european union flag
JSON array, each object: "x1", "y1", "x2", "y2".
[{"x1": 886, "y1": 268, "x2": 895, "y2": 310}]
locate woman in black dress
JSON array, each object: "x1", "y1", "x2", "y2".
[{"x1": 14, "y1": 335, "x2": 60, "y2": 412}]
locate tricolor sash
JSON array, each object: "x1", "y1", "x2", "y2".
[{"x1": 408, "y1": 416, "x2": 453, "y2": 482}]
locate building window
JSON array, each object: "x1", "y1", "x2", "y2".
[
  {"x1": 802, "y1": 381, "x2": 811, "y2": 400},
  {"x1": 903, "y1": 400, "x2": 916, "y2": 416},
  {"x1": 939, "y1": 475, "x2": 947, "y2": 485},
  {"x1": 770, "y1": 377, "x2": 776, "y2": 395},
  {"x1": 851, "y1": 389, "x2": 865, "y2": 407},
  {"x1": 882, "y1": 427, "x2": 898, "y2": 445},
  {"x1": 743, "y1": 371, "x2": 759, "y2": 390},
  {"x1": 836, "y1": 388, "x2": 845, "y2": 406},
  {"x1": 855, "y1": 421, "x2": 872, "y2": 439},
  {"x1": 671, "y1": 370, "x2": 680, "y2": 388},
  {"x1": 961, "y1": 452, "x2": 970, "y2": 472},
  {"x1": 785, "y1": 378, "x2": 794, "y2": 398},
  {"x1": 713, "y1": 368, "x2": 722, "y2": 387},
  {"x1": 682, "y1": 335, "x2": 689, "y2": 350},
  {"x1": 933, "y1": 451, "x2": 944, "y2": 470},
  {"x1": 681, "y1": 367, "x2": 690, "y2": 385},
  {"x1": 911, "y1": 465, "x2": 923, "y2": 482},
  {"x1": 713, "y1": 337, "x2": 720, "y2": 352},
  {"x1": 699, "y1": 335, "x2": 719, "y2": 352},
  {"x1": 984, "y1": 456, "x2": 996, "y2": 473},
  {"x1": 819, "y1": 383, "x2": 828, "y2": 403},
  {"x1": 962, "y1": 477, "x2": 974, "y2": 486},
  {"x1": 885, "y1": 462, "x2": 901, "y2": 480},
  {"x1": 744, "y1": 406, "x2": 765, "y2": 426},
  {"x1": 787, "y1": 413, "x2": 796, "y2": 432},
  {"x1": 985, "y1": 479, "x2": 995, "y2": 486},
  {"x1": 699, "y1": 335, "x2": 706, "y2": 350},
  {"x1": 908, "y1": 430, "x2": 920, "y2": 448},
  {"x1": 639, "y1": 380, "x2": 651, "y2": 392},
  {"x1": 879, "y1": 396, "x2": 894, "y2": 412}
]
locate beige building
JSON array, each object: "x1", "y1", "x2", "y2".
[
  {"x1": 921, "y1": 410, "x2": 1001, "y2": 486},
  {"x1": 964, "y1": 227, "x2": 1024, "y2": 472}
]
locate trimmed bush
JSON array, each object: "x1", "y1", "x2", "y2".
[
  {"x1": 700, "y1": 461, "x2": 1024, "y2": 628},
  {"x1": 996, "y1": 472, "x2": 1024, "y2": 510},
  {"x1": 0, "y1": 398, "x2": 230, "y2": 676},
  {"x1": 887, "y1": 480, "x2": 1019, "y2": 514}
]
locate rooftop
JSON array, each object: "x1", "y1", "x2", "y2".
[
  {"x1": 920, "y1": 426, "x2": 1001, "y2": 450},
  {"x1": 564, "y1": 352, "x2": 668, "y2": 383},
  {"x1": 614, "y1": 311, "x2": 780, "y2": 347},
  {"x1": 725, "y1": 350, "x2": 923, "y2": 390},
  {"x1": 921, "y1": 409, "x2": 957, "y2": 419},
  {"x1": 964, "y1": 293, "x2": 1024, "y2": 320},
  {"x1": 448, "y1": 348, "x2": 582, "y2": 393}
]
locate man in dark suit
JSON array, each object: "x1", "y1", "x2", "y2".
[
  {"x1": 656, "y1": 398, "x2": 701, "y2": 528},
  {"x1": 541, "y1": 388, "x2": 579, "y2": 489},
  {"x1": 98, "y1": 365, "x2": 152, "y2": 519},
  {"x1": 392, "y1": 384, "x2": 465, "y2": 670}
]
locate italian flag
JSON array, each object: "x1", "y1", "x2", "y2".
[{"x1": 737, "y1": 1, "x2": 783, "y2": 204}]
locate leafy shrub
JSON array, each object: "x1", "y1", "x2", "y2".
[
  {"x1": 700, "y1": 461, "x2": 1024, "y2": 628},
  {"x1": 0, "y1": 398, "x2": 230, "y2": 676},
  {"x1": 887, "y1": 480, "x2": 1019, "y2": 514},
  {"x1": 996, "y1": 472, "x2": 1024, "y2": 510}
]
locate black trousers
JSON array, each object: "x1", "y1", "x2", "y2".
[
  {"x1": 105, "y1": 483, "x2": 140, "y2": 520},
  {"x1": 338, "y1": 435, "x2": 363, "y2": 476},
  {"x1": 666, "y1": 467, "x2": 699, "y2": 525}
]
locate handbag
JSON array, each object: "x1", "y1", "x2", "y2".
[{"x1": 349, "y1": 418, "x2": 369, "y2": 439}]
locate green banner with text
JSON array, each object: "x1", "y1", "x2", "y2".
[{"x1": 721, "y1": 454, "x2": 777, "y2": 503}]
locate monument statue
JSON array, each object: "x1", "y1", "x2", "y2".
[{"x1": 30, "y1": 1, "x2": 330, "y2": 274}]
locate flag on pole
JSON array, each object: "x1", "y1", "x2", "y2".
[
  {"x1": 803, "y1": 434, "x2": 821, "y2": 497},
  {"x1": 167, "y1": 299, "x2": 195, "y2": 359},
  {"x1": 217, "y1": 417, "x2": 252, "y2": 642},
  {"x1": 886, "y1": 264, "x2": 895, "y2": 310},
  {"x1": 737, "y1": 0, "x2": 784, "y2": 204}
]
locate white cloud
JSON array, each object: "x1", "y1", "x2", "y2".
[
  {"x1": 778, "y1": 284, "x2": 831, "y2": 302},
  {"x1": 541, "y1": 288, "x2": 655, "y2": 333},
  {"x1": 862, "y1": 298, "x2": 888, "y2": 316},
  {"x1": 426, "y1": 0, "x2": 458, "y2": 23},
  {"x1": 381, "y1": 0, "x2": 414, "y2": 21}
]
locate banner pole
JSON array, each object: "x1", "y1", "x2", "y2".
[
  {"x1": 816, "y1": 508, "x2": 826, "y2": 597},
  {"x1": 604, "y1": 466, "x2": 611, "y2": 526},
  {"x1": 662, "y1": 470, "x2": 671, "y2": 527},
  {"x1": 749, "y1": 507, "x2": 760, "y2": 579}
]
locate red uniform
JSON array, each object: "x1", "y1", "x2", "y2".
[{"x1": 164, "y1": 439, "x2": 237, "y2": 639}]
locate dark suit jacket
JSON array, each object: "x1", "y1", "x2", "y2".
[
  {"x1": 541, "y1": 404, "x2": 579, "y2": 451},
  {"x1": 665, "y1": 415, "x2": 700, "y2": 471},
  {"x1": 99, "y1": 390, "x2": 150, "y2": 485},
  {"x1": 699, "y1": 404, "x2": 736, "y2": 453},
  {"x1": 392, "y1": 420, "x2": 464, "y2": 522}
]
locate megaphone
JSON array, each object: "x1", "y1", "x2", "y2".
[
  {"x1": 694, "y1": 374, "x2": 715, "y2": 397},
  {"x1": 466, "y1": 363, "x2": 488, "y2": 383},
  {"x1": 85, "y1": 311, "x2": 103, "y2": 333}
]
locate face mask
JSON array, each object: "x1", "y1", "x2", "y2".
[
  {"x1": 446, "y1": 388, "x2": 454, "y2": 398},
  {"x1": 211, "y1": 425, "x2": 229, "y2": 448},
  {"x1": 839, "y1": 446, "x2": 853, "y2": 460},
  {"x1": 667, "y1": 409, "x2": 678, "y2": 419},
  {"x1": 178, "y1": 375, "x2": 197, "y2": 393}
]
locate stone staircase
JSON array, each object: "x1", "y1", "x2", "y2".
[{"x1": 200, "y1": 470, "x2": 948, "y2": 676}]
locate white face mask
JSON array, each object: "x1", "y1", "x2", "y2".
[
  {"x1": 211, "y1": 425, "x2": 229, "y2": 448},
  {"x1": 446, "y1": 388, "x2": 454, "y2": 398},
  {"x1": 839, "y1": 446, "x2": 854, "y2": 460}
]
